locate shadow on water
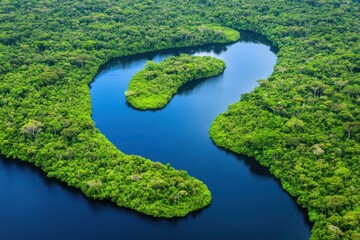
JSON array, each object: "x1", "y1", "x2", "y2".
[
  {"x1": 96, "y1": 43, "x2": 230, "y2": 78},
  {"x1": 212, "y1": 145, "x2": 313, "y2": 228},
  {"x1": 0, "y1": 155, "x2": 208, "y2": 225},
  {"x1": 95, "y1": 30, "x2": 278, "y2": 81},
  {"x1": 177, "y1": 75, "x2": 223, "y2": 95},
  {"x1": 0, "y1": 143, "x2": 312, "y2": 234},
  {"x1": 239, "y1": 30, "x2": 279, "y2": 53},
  {"x1": 99, "y1": 42, "x2": 231, "y2": 112}
]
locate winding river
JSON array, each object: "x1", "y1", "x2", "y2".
[{"x1": 0, "y1": 32, "x2": 311, "y2": 240}]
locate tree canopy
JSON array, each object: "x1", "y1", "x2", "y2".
[{"x1": 0, "y1": 0, "x2": 359, "y2": 238}]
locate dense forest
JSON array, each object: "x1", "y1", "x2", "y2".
[
  {"x1": 126, "y1": 54, "x2": 227, "y2": 109},
  {"x1": 0, "y1": 0, "x2": 359, "y2": 239}
]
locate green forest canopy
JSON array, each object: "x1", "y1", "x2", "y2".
[
  {"x1": 126, "y1": 54, "x2": 226, "y2": 109},
  {"x1": 0, "y1": 0, "x2": 359, "y2": 239},
  {"x1": 0, "y1": 23, "x2": 244, "y2": 218}
]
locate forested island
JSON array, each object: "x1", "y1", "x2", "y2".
[
  {"x1": 126, "y1": 54, "x2": 226, "y2": 109},
  {"x1": 0, "y1": 0, "x2": 359, "y2": 239}
]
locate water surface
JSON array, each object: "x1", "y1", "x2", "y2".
[{"x1": 0, "y1": 32, "x2": 311, "y2": 240}]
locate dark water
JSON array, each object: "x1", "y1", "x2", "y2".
[{"x1": 0, "y1": 32, "x2": 311, "y2": 240}]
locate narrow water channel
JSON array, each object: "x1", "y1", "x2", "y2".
[{"x1": 0, "y1": 32, "x2": 311, "y2": 240}]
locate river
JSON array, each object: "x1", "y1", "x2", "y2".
[{"x1": 0, "y1": 32, "x2": 311, "y2": 240}]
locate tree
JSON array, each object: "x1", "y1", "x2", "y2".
[
  {"x1": 286, "y1": 117, "x2": 305, "y2": 131},
  {"x1": 343, "y1": 122, "x2": 358, "y2": 139},
  {"x1": 328, "y1": 225, "x2": 344, "y2": 240},
  {"x1": 334, "y1": 80, "x2": 348, "y2": 91},
  {"x1": 20, "y1": 120, "x2": 43, "y2": 137}
]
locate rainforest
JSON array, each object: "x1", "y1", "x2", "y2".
[{"x1": 0, "y1": 0, "x2": 359, "y2": 240}]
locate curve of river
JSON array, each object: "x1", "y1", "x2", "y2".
[{"x1": 0, "y1": 32, "x2": 311, "y2": 240}]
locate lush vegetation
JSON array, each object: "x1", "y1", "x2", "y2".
[
  {"x1": 207, "y1": 2, "x2": 360, "y2": 239},
  {"x1": 126, "y1": 54, "x2": 226, "y2": 109},
  {"x1": 0, "y1": 2, "x2": 248, "y2": 218},
  {"x1": 0, "y1": 0, "x2": 359, "y2": 238}
]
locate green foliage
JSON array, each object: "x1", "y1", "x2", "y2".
[
  {"x1": 126, "y1": 54, "x2": 226, "y2": 109},
  {"x1": 207, "y1": 1, "x2": 360, "y2": 238},
  {"x1": 0, "y1": 0, "x2": 359, "y2": 238}
]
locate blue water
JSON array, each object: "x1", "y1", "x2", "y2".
[{"x1": 0, "y1": 32, "x2": 311, "y2": 240}]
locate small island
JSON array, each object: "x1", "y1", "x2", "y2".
[{"x1": 125, "y1": 54, "x2": 226, "y2": 109}]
